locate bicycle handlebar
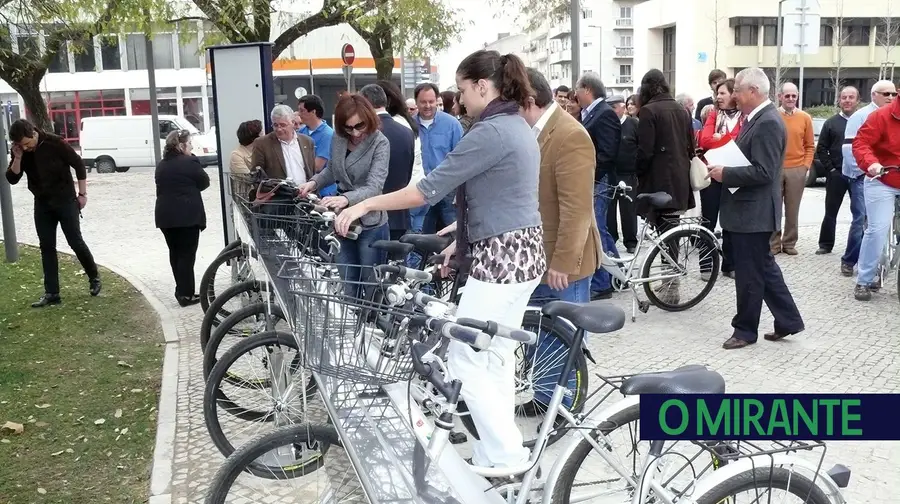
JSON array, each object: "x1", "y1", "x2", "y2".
[
  {"x1": 426, "y1": 319, "x2": 492, "y2": 350},
  {"x1": 455, "y1": 317, "x2": 538, "y2": 344},
  {"x1": 875, "y1": 165, "x2": 900, "y2": 178},
  {"x1": 375, "y1": 264, "x2": 433, "y2": 283}
]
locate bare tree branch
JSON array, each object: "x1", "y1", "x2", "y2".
[{"x1": 828, "y1": 1, "x2": 849, "y2": 106}]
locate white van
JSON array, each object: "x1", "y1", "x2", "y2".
[{"x1": 79, "y1": 115, "x2": 218, "y2": 173}]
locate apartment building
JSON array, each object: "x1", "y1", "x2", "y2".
[
  {"x1": 634, "y1": 0, "x2": 899, "y2": 108},
  {"x1": 0, "y1": 4, "x2": 409, "y2": 145},
  {"x1": 484, "y1": 32, "x2": 531, "y2": 64}
]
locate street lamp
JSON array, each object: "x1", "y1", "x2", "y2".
[{"x1": 775, "y1": 0, "x2": 786, "y2": 95}]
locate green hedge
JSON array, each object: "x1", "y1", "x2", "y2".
[{"x1": 804, "y1": 102, "x2": 870, "y2": 119}]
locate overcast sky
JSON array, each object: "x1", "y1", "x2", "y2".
[{"x1": 432, "y1": 5, "x2": 515, "y2": 89}]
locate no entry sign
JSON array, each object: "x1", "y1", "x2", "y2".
[{"x1": 341, "y1": 43, "x2": 356, "y2": 66}]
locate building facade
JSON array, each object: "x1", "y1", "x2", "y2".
[{"x1": 633, "y1": 0, "x2": 899, "y2": 108}]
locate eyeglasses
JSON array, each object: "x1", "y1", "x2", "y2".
[
  {"x1": 344, "y1": 121, "x2": 366, "y2": 133},
  {"x1": 782, "y1": 94, "x2": 798, "y2": 99},
  {"x1": 877, "y1": 91, "x2": 899, "y2": 97}
]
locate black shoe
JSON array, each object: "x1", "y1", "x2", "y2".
[
  {"x1": 176, "y1": 294, "x2": 201, "y2": 307},
  {"x1": 32, "y1": 293, "x2": 61, "y2": 308},
  {"x1": 815, "y1": 247, "x2": 831, "y2": 255},
  {"x1": 590, "y1": 288, "x2": 614, "y2": 300},
  {"x1": 89, "y1": 278, "x2": 102, "y2": 297}
]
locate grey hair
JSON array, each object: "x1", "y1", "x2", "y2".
[
  {"x1": 674, "y1": 93, "x2": 692, "y2": 107},
  {"x1": 359, "y1": 84, "x2": 388, "y2": 108},
  {"x1": 872, "y1": 79, "x2": 896, "y2": 94},
  {"x1": 700, "y1": 104, "x2": 715, "y2": 122},
  {"x1": 735, "y1": 67, "x2": 770, "y2": 96},
  {"x1": 270, "y1": 104, "x2": 294, "y2": 124},
  {"x1": 576, "y1": 71, "x2": 606, "y2": 100}
]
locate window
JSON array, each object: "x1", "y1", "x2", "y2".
[
  {"x1": 662, "y1": 27, "x2": 676, "y2": 90},
  {"x1": 48, "y1": 41, "x2": 69, "y2": 73},
  {"x1": 619, "y1": 35, "x2": 633, "y2": 47},
  {"x1": 582, "y1": 9, "x2": 592, "y2": 19},
  {"x1": 819, "y1": 24, "x2": 833, "y2": 46},
  {"x1": 16, "y1": 34, "x2": 39, "y2": 57},
  {"x1": 72, "y1": 39, "x2": 96, "y2": 72},
  {"x1": 843, "y1": 24, "x2": 870, "y2": 46},
  {"x1": 619, "y1": 6, "x2": 632, "y2": 18},
  {"x1": 619, "y1": 64, "x2": 632, "y2": 76},
  {"x1": 178, "y1": 31, "x2": 201, "y2": 68},
  {"x1": 159, "y1": 119, "x2": 179, "y2": 139},
  {"x1": 153, "y1": 34, "x2": 175, "y2": 69},
  {"x1": 181, "y1": 86, "x2": 204, "y2": 130},
  {"x1": 126, "y1": 34, "x2": 147, "y2": 70},
  {"x1": 734, "y1": 25, "x2": 759, "y2": 46},
  {"x1": 763, "y1": 24, "x2": 778, "y2": 46},
  {"x1": 100, "y1": 36, "x2": 121, "y2": 70}
]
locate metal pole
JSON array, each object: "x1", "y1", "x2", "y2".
[
  {"x1": 775, "y1": 0, "x2": 784, "y2": 94},
  {"x1": 0, "y1": 117, "x2": 19, "y2": 262},
  {"x1": 145, "y1": 33, "x2": 161, "y2": 166},
  {"x1": 570, "y1": 0, "x2": 581, "y2": 88},
  {"x1": 400, "y1": 51, "x2": 407, "y2": 97},
  {"x1": 798, "y1": 0, "x2": 807, "y2": 107}
]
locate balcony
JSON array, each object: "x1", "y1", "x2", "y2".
[
  {"x1": 615, "y1": 18, "x2": 633, "y2": 28},
  {"x1": 616, "y1": 75, "x2": 633, "y2": 85},
  {"x1": 533, "y1": 51, "x2": 549, "y2": 61},
  {"x1": 549, "y1": 21, "x2": 572, "y2": 39},
  {"x1": 550, "y1": 48, "x2": 572, "y2": 65},
  {"x1": 615, "y1": 46, "x2": 634, "y2": 58}
]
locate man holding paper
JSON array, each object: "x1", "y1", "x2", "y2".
[{"x1": 707, "y1": 67, "x2": 804, "y2": 350}]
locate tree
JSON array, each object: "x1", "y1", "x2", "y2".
[
  {"x1": 0, "y1": 0, "x2": 171, "y2": 130},
  {"x1": 489, "y1": 0, "x2": 567, "y2": 33},
  {"x1": 828, "y1": 2, "x2": 850, "y2": 106},
  {"x1": 707, "y1": 0, "x2": 725, "y2": 68},
  {"x1": 877, "y1": 1, "x2": 899, "y2": 80}
]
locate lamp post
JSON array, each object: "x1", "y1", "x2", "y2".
[
  {"x1": 570, "y1": 0, "x2": 581, "y2": 88},
  {"x1": 775, "y1": 0, "x2": 786, "y2": 95}
]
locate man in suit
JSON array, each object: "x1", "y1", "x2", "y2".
[
  {"x1": 521, "y1": 68, "x2": 601, "y2": 304},
  {"x1": 359, "y1": 84, "x2": 415, "y2": 240},
  {"x1": 708, "y1": 67, "x2": 804, "y2": 350},
  {"x1": 575, "y1": 71, "x2": 621, "y2": 300},
  {"x1": 251, "y1": 104, "x2": 316, "y2": 182}
]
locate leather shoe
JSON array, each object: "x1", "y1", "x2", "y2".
[
  {"x1": 89, "y1": 278, "x2": 102, "y2": 297},
  {"x1": 722, "y1": 270, "x2": 735, "y2": 279},
  {"x1": 722, "y1": 337, "x2": 753, "y2": 349},
  {"x1": 763, "y1": 327, "x2": 804, "y2": 341},
  {"x1": 783, "y1": 248, "x2": 799, "y2": 255},
  {"x1": 815, "y1": 248, "x2": 831, "y2": 255},
  {"x1": 32, "y1": 293, "x2": 62, "y2": 308},
  {"x1": 176, "y1": 294, "x2": 201, "y2": 307}
]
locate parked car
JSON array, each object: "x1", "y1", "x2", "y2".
[
  {"x1": 806, "y1": 117, "x2": 827, "y2": 187},
  {"x1": 79, "y1": 115, "x2": 218, "y2": 173}
]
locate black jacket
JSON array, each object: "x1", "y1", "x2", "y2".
[
  {"x1": 580, "y1": 100, "x2": 621, "y2": 182},
  {"x1": 377, "y1": 112, "x2": 415, "y2": 231},
  {"x1": 816, "y1": 113, "x2": 848, "y2": 173},
  {"x1": 695, "y1": 96, "x2": 714, "y2": 122},
  {"x1": 6, "y1": 130, "x2": 87, "y2": 204},
  {"x1": 615, "y1": 116, "x2": 639, "y2": 174},
  {"x1": 155, "y1": 153, "x2": 210, "y2": 230}
]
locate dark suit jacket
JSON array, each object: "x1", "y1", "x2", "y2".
[
  {"x1": 720, "y1": 102, "x2": 786, "y2": 234},
  {"x1": 250, "y1": 132, "x2": 316, "y2": 180},
  {"x1": 155, "y1": 153, "x2": 210, "y2": 230},
  {"x1": 377, "y1": 112, "x2": 415, "y2": 231},
  {"x1": 580, "y1": 99, "x2": 621, "y2": 182}
]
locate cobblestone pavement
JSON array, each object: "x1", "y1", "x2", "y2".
[{"x1": 9, "y1": 170, "x2": 899, "y2": 503}]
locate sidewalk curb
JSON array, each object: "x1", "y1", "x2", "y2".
[{"x1": 17, "y1": 242, "x2": 179, "y2": 504}]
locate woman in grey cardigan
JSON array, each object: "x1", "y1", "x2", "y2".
[
  {"x1": 335, "y1": 50, "x2": 546, "y2": 473},
  {"x1": 299, "y1": 94, "x2": 390, "y2": 294}
]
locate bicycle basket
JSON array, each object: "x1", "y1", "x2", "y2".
[
  {"x1": 278, "y1": 259, "x2": 421, "y2": 386},
  {"x1": 249, "y1": 209, "x2": 322, "y2": 261}
]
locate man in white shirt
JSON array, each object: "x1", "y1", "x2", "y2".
[{"x1": 251, "y1": 104, "x2": 315, "y2": 183}]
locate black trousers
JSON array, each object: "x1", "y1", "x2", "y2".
[
  {"x1": 34, "y1": 197, "x2": 99, "y2": 295},
  {"x1": 161, "y1": 226, "x2": 201, "y2": 297},
  {"x1": 730, "y1": 231, "x2": 804, "y2": 342},
  {"x1": 390, "y1": 228, "x2": 407, "y2": 241},
  {"x1": 607, "y1": 173, "x2": 638, "y2": 249},
  {"x1": 699, "y1": 180, "x2": 734, "y2": 273},
  {"x1": 817, "y1": 169, "x2": 850, "y2": 251}
]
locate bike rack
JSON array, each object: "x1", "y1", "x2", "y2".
[{"x1": 233, "y1": 210, "x2": 505, "y2": 504}]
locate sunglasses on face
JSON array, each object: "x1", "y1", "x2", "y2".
[
  {"x1": 878, "y1": 91, "x2": 899, "y2": 97},
  {"x1": 344, "y1": 121, "x2": 366, "y2": 133},
  {"x1": 782, "y1": 94, "x2": 797, "y2": 99}
]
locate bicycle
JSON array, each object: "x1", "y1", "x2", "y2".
[
  {"x1": 870, "y1": 166, "x2": 900, "y2": 303},
  {"x1": 599, "y1": 181, "x2": 720, "y2": 322}
]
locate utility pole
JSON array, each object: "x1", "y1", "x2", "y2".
[
  {"x1": 0, "y1": 117, "x2": 19, "y2": 262},
  {"x1": 570, "y1": 0, "x2": 581, "y2": 88},
  {"x1": 798, "y1": 0, "x2": 808, "y2": 106},
  {"x1": 775, "y1": 0, "x2": 785, "y2": 94},
  {"x1": 144, "y1": 29, "x2": 161, "y2": 166}
]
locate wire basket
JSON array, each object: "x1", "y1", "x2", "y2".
[
  {"x1": 278, "y1": 259, "x2": 422, "y2": 386},
  {"x1": 249, "y1": 207, "x2": 323, "y2": 261}
]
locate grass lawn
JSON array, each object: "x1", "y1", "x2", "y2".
[{"x1": 0, "y1": 244, "x2": 164, "y2": 503}]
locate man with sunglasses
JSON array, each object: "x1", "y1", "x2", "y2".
[
  {"x1": 6, "y1": 119, "x2": 101, "y2": 307},
  {"x1": 772, "y1": 82, "x2": 815, "y2": 255}
]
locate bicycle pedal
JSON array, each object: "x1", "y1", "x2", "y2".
[{"x1": 449, "y1": 431, "x2": 468, "y2": 444}]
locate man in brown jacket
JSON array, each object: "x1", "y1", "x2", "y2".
[
  {"x1": 522, "y1": 68, "x2": 601, "y2": 304},
  {"x1": 251, "y1": 104, "x2": 316, "y2": 181}
]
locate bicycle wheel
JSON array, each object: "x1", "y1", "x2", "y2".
[
  {"x1": 694, "y1": 467, "x2": 830, "y2": 504},
  {"x1": 200, "y1": 280, "x2": 273, "y2": 351},
  {"x1": 642, "y1": 228, "x2": 719, "y2": 311},
  {"x1": 203, "y1": 301, "x2": 292, "y2": 383},
  {"x1": 204, "y1": 330, "x2": 317, "y2": 459},
  {"x1": 459, "y1": 311, "x2": 588, "y2": 448},
  {"x1": 200, "y1": 244, "x2": 258, "y2": 313},
  {"x1": 205, "y1": 423, "x2": 339, "y2": 503},
  {"x1": 220, "y1": 238, "x2": 244, "y2": 257}
]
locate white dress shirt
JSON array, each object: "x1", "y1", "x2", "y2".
[
  {"x1": 532, "y1": 101, "x2": 558, "y2": 138},
  {"x1": 280, "y1": 134, "x2": 307, "y2": 183},
  {"x1": 745, "y1": 99, "x2": 772, "y2": 122}
]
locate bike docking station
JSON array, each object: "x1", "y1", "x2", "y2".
[{"x1": 210, "y1": 44, "x2": 502, "y2": 504}]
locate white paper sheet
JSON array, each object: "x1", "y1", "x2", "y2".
[{"x1": 703, "y1": 140, "x2": 751, "y2": 194}]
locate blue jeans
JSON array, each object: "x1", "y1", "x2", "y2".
[
  {"x1": 591, "y1": 177, "x2": 620, "y2": 293},
  {"x1": 409, "y1": 204, "x2": 429, "y2": 233},
  {"x1": 841, "y1": 175, "x2": 866, "y2": 266},
  {"x1": 336, "y1": 223, "x2": 389, "y2": 298},
  {"x1": 856, "y1": 178, "x2": 900, "y2": 286},
  {"x1": 529, "y1": 276, "x2": 591, "y2": 305}
]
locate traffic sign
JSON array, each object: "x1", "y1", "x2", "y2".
[{"x1": 341, "y1": 43, "x2": 356, "y2": 66}]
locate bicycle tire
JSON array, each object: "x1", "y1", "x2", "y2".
[
  {"x1": 204, "y1": 330, "x2": 315, "y2": 459},
  {"x1": 459, "y1": 311, "x2": 588, "y2": 449},
  {"x1": 199, "y1": 280, "x2": 272, "y2": 351},
  {"x1": 642, "y1": 228, "x2": 719, "y2": 311},
  {"x1": 550, "y1": 403, "x2": 640, "y2": 504},
  {"x1": 694, "y1": 466, "x2": 831, "y2": 504},
  {"x1": 219, "y1": 238, "x2": 244, "y2": 258},
  {"x1": 200, "y1": 244, "x2": 258, "y2": 313},
  {"x1": 203, "y1": 301, "x2": 290, "y2": 382},
  {"x1": 205, "y1": 423, "x2": 340, "y2": 503}
]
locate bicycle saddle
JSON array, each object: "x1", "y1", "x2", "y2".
[
  {"x1": 371, "y1": 240, "x2": 415, "y2": 260},
  {"x1": 400, "y1": 234, "x2": 453, "y2": 254},
  {"x1": 620, "y1": 365, "x2": 725, "y2": 395},
  {"x1": 541, "y1": 301, "x2": 626, "y2": 334},
  {"x1": 636, "y1": 192, "x2": 674, "y2": 209}
]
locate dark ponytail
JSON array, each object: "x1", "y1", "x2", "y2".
[{"x1": 456, "y1": 50, "x2": 534, "y2": 108}]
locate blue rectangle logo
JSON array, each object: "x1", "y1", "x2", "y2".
[{"x1": 639, "y1": 394, "x2": 895, "y2": 440}]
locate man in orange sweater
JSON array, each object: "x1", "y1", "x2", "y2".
[{"x1": 772, "y1": 82, "x2": 815, "y2": 255}]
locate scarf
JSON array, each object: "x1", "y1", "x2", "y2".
[
  {"x1": 715, "y1": 108, "x2": 742, "y2": 136},
  {"x1": 454, "y1": 98, "x2": 521, "y2": 268}
]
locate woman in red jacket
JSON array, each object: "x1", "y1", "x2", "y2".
[{"x1": 697, "y1": 78, "x2": 742, "y2": 278}]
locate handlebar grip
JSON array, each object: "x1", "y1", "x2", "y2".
[
  {"x1": 413, "y1": 291, "x2": 444, "y2": 307},
  {"x1": 439, "y1": 321, "x2": 491, "y2": 350},
  {"x1": 455, "y1": 318, "x2": 537, "y2": 344},
  {"x1": 344, "y1": 230, "x2": 359, "y2": 240},
  {"x1": 375, "y1": 265, "x2": 433, "y2": 282}
]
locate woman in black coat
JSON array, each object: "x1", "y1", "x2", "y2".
[{"x1": 155, "y1": 129, "x2": 210, "y2": 307}]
